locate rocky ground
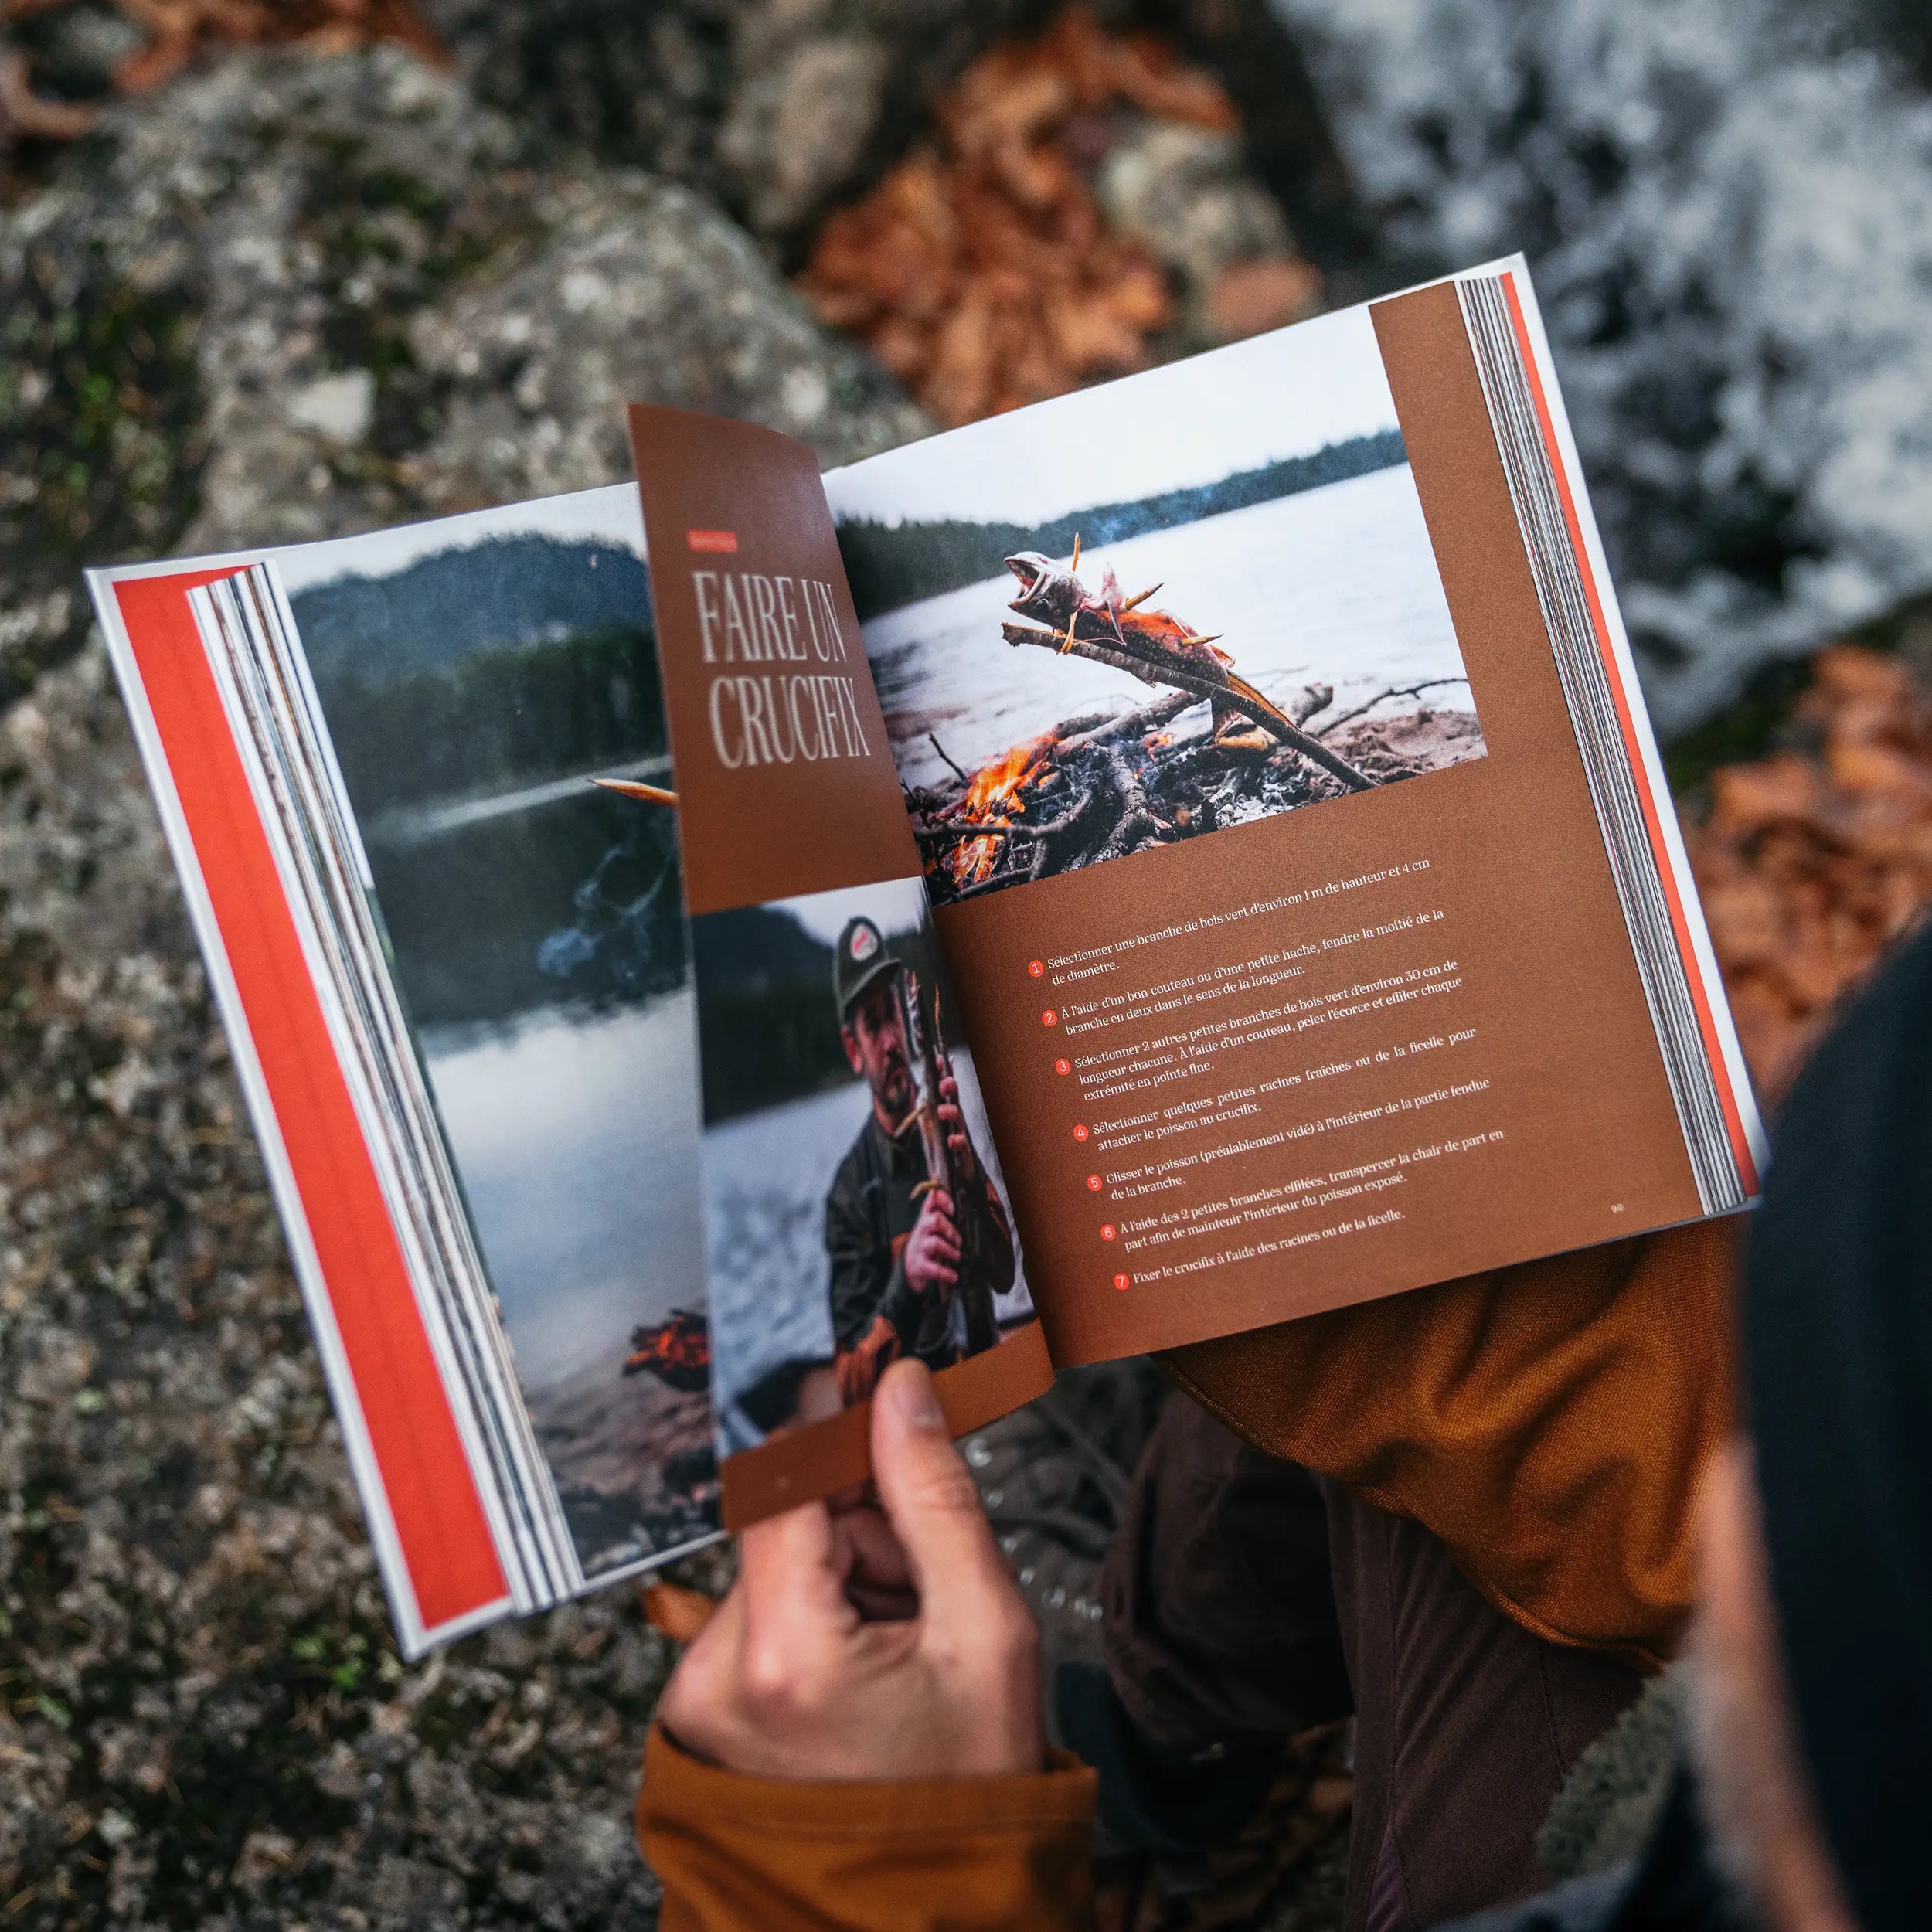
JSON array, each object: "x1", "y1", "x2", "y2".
[
  {"x1": 0, "y1": 25, "x2": 937, "y2": 1932},
  {"x1": 5, "y1": 3, "x2": 1932, "y2": 1929}
]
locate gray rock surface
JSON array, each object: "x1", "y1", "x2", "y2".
[
  {"x1": 412, "y1": 0, "x2": 731, "y2": 186},
  {"x1": 420, "y1": 0, "x2": 1049, "y2": 247},
  {"x1": 404, "y1": 174, "x2": 928, "y2": 517},
  {"x1": 0, "y1": 43, "x2": 920, "y2": 1931},
  {"x1": 0, "y1": 43, "x2": 928, "y2": 689},
  {"x1": 1268, "y1": 0, "x2": 1932, "y2": 729}
]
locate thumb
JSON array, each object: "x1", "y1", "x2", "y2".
[{"x1": 869, "y1": 1361, "x2": 1009, "y2": 1619}]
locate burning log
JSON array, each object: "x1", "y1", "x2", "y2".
[
  {"x1": 624, "y1": 1308, "x2": 710, "y2": 1391},
  {"x1": 1056, "y1": 690, "x2": 1199, "y2": 757},
  {"x1": 998, "y1": 618, "x2": 1373, "y2": 792},
  {"x1": 908, "y1": 539, "x2": 1469, "y2": 900},
  {"x1": 1097, "y1": 739, "x2": 1172, "y2": 860},
  {"x1": 910, "y1": 676, "x2": 1480, "y2": 906}
]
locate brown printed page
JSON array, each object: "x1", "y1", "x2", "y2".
[
  {"x1": 825, "y1": 290, "x2": 1718, "y2": 1368},
  {"x1": 626, "y1": 406, "x2": 1052, "y2": 1528}
]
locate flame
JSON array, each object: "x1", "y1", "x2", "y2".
[
  {"x1": 953, "y1": 833, "x2": 1005, "y2": 885},
  {"x1": 963, "y1": 733, "x2": 1053, "y2": 814},
  {"x1": 946, "y1": 733, "x2": 1056, "y2": 886}
]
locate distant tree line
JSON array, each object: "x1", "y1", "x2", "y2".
[
  {"x1": 835, "y1": 430, "x2": 1409, "y2": 621},
  {"x1": 319, "y1": 624, "x2": 668, "y2": 816},
  {"x1": 693, "y1": 908, "x2": 952, "y2": 1125}
]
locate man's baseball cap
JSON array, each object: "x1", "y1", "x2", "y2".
[{"x1": 834, "y1": 915, "x2": 901, "y2": 1017}]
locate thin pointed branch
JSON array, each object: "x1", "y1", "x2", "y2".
[{"x1": 1315, "y1": 678, "x2": 1471, "y2": 739}]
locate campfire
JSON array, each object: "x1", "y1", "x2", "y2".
[
  {"x1": 910, "y1": 681, "x2": 1481, "y2": 906},
  {"x1": 931, "y1": 733, "x2": 1058, "y2": 888}
]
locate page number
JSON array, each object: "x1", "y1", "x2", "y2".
[{"x1": 1610, "y1": 1202, "x2": 1625, "y2": 1214}]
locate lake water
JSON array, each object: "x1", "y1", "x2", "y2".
[
  {"x1": 862, "y1": 465, "x2": 1471, "y2": 791},
  {"x1": 420, "y1": 995, "x2": 706, "y2": 1396}
]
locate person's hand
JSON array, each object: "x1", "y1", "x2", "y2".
[
  {"x1": 903, "y1": 1186, "x2": 961, "y2": 1298},
  {"x1": 937, "y1": 1066, "x2": 978, "y2": 1183},
  {"x1": 657, "y1": 1359, "x2": 1043, "y2": 1780}
]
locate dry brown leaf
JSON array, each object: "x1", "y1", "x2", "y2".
[
  {"x1": 0, "y1": 46, "x2": 97, "y2": 140},
  {"x1": 798, "y1": 4, "x2": 1276, "y2": 428},
  {"x1": 1685, "y1": 645, "x2": 1932, "y2": 1099},
  {"x1": 1104, "y1": 29, "x2": 1238, "y2": 131}
]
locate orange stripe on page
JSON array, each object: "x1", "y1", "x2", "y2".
[
  {"x1": 686, "y1": 529, "x2": 738, "y2": 553},
  {"x1": 1498, "y1": 273, "x2": 1760, "y2": 1197},
  {"x1": 114, "y1": 570, "x2": 510, "y2": 1631}
]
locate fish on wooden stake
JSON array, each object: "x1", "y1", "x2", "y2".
[{"x1": 1000, "y1": 542, "x2": 1372, "y2": 791}]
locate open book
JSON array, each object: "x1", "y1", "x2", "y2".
[{"x1": 87, "y1": 257, "x2": 1764, "y2": 1655}]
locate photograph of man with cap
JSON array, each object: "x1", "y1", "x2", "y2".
[{"x1": 824, "y1": 914, "x2": 1017, "y2": 1406}]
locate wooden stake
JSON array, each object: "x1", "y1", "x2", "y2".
[{"x1": 590, "y1": 777, "x2": 678, "y2": 806}]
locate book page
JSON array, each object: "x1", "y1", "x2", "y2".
[
  {"x1": 827, "y1": 280, "x2": 1753, "y2": 1368},
  {"x1": 628, "y1": 405, "x2": 1053, "y2": 1528},
  {"x1": 264, "y1": 492, "x2": 720, "y2": 1588}
]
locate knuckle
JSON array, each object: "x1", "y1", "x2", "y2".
[
  {"x1": 660, "y1": 1646, "x2": 729, "y2": 1739},
  {"x1": 740, "y1": 1634, "x2": 813, "y2": 1717}
]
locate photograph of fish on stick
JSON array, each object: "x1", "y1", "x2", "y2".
[
  {"x1": 831, "y1": 305, "x2": 1487, "y2": 906},
  {"x1": 689, "y1": 877, "x2": 1032, "y2": 1458}
]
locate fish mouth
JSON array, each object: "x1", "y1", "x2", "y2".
[{"x1": 1002, "y1": 553, "x2": 1048, "y2": 600}]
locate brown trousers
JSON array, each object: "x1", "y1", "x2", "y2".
[{"x1": 1100, "y1": 1395, "x2": 1644, "y2": 1932}]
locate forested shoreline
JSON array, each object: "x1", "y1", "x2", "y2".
[{"x1": 836, "y1": 429, "x2": 1406, "y2": 620}]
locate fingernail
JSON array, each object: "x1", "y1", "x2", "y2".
[{"x1": 891, "y1": 1367, "x2": 946, "y2": 1433}]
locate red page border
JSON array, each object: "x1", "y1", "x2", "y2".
[{"x1": 110, "y1": 568, "x2": 510, "y2": 1642}]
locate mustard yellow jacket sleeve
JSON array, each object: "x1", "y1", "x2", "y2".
[
  {"x1": 638, "y1": 1726, "x2": 1099, "y2": 1931},
  {"x1": 1163, "y1": 1219, "x2": 1740, "y2": 1666}
]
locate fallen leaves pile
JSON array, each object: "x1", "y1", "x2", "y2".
[
  {"x1": 799, "y1": 5, "x2": 1319, "y2": 426},
  {"x1": 1685, "y1": 645, "x2": 1932, "y2": 1099},
  {"x1": 0, "y1": 0, "x2": 438, "y2": 146}
]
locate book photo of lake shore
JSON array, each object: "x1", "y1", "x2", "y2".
[
  {"x1": 832, "y1": 308, "x2": 1486, "y2": 906},
  {"x1": 277, "y1": 490, "x2": 719, "y2": 1580}
]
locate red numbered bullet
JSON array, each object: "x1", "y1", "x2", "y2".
[
  {"x1": 1073, "y1": 1124, "x2": 1090, "y2": 1142},
  {"x1": 1100, "y1": 1223, "x2": 1117, "y2": 1241},
  {"x1": 1028, "y1": 959, "x2": 1045, "y2": 978},
  {"x1": 1041, "y1": 1009, "x2": 1058, "y2": 1027},
  {"x1": 1113, "y1": 1273, "x2": 1130, "y2": 1291},
  {"x1": 1054, "y1": 1057, "x2": 1071, "y2": 1076},
  {"x1": 1086, "y1": 1174, "x2": 1101, "y2": 1191}
]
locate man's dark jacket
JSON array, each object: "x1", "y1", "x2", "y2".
[{"x1": 825, "y1": 1108, "x2": 1014, "y2": 1369}]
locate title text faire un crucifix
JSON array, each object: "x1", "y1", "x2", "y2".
[{"x1": 692, "y1": 569, "x2": 872, "y2": 770}]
